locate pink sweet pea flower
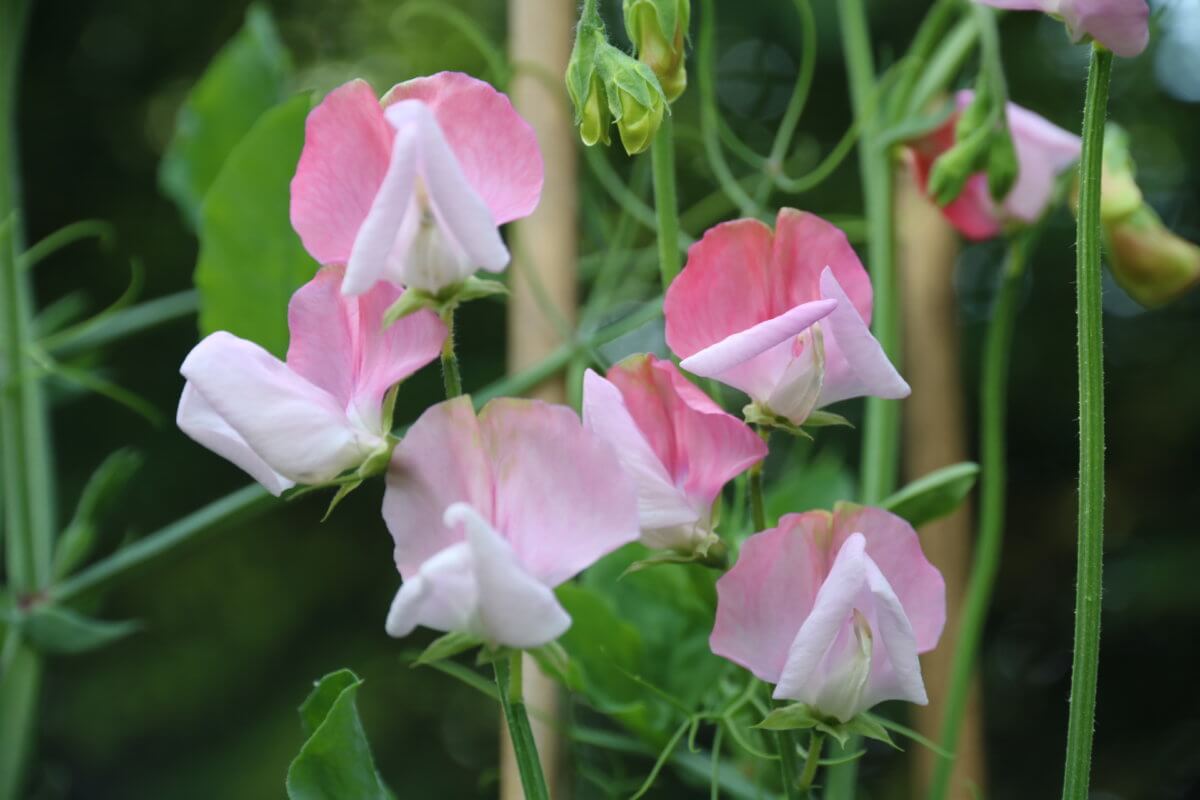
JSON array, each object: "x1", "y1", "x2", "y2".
[
  {"x1": 975, "y1": 0, "x2": 1149, "y2": 58},
  {"x1": 664, "y1": 209, "x2": 909, "y2": 426},
  {"x1": 710, "y1": 505, "x2": 945, "y2": 722},
  {"x1": 290, "y1": 72, "x2": 543, "y2": 296},
  {"x1": 383, "y1": 396, "x2": 640, "y2": 648},
  {"x1": 177, "y1": 266, "x2": 446, "y2": 495},
  {"x1": 907, "y1": 91, "x2": 1081, "y2": 241},
  {"x1": 582, "y1": 355, "x2": 767, "y2": 552}
]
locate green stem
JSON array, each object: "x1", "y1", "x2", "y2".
[
  {"x1": 830, "y1": 2, "x2": 896, "y2": 796},
  {"x1": 0, "y1": 3, "x2": 50, "y2": 798},
  {"x1": 651, "y1": 115, "x2": 682, "y2": 290},
  {"x1": 797, "y1": 731, "x2": 825, "y2": 793},
  {"x1": 747, "y1": 428, "x2": 770, "y2": 531},
  {"x1": 928, "y1": 235, "x2": 1030, "y2": 800},
  {"x1": 43, "y1": 290, "x2": 198, "y2": 358},
  {"x1": 1061, "y1": 44, "x2": 1112, "y2": 800},
  {"x1": 440, "y1": 309, "x2": 463, "y2": 398},
  {"x1": 774, "y1": 729, "x2": 801, "y2": 800},
  {"x1": 494, "y1": 651, "x2": 550, "y2": 800}
]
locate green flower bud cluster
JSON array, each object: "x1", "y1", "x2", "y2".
[
  {"x1": 566, "y1": 0, "x2": 668, "y2": 155},
  {"x1": 927, "y1": 80, "x2": 1018, "y2": 208},
  {"x1": 1078, "y1": 124, "x2": 1200, "y2": 308},
  {"x1": 623, "y1": 0, "x2": 690, "y2": 102}
]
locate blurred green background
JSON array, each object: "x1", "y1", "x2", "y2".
[{"x1": 12, "y1": 0, "x2": 1200, "y2": 797}]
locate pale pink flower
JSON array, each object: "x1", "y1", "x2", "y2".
[
  {"x1": 290, "y1": 72, "x2": 543, "y2": 296},
  {"x1": 710, "y1": 505, "x2": 946, "y2": 722},
  {"x1": 384, "y1": 396, "x2": 639, "y2": 648},
  {"x1": 664, "y1": 209, "x2": 909, "y2": 426},
  {"x1": 582, "y1": 355, "x2": 766, "y2": 552},
  {"x1": 975, "y1": 0, "x2": 1149, "y2": 58},
  {"x1": 177, "y1": 266, "x2": 446, "y2": 495},
  {"x1": 907, "y1": 91, "x2": 1081, "y2": 241}
]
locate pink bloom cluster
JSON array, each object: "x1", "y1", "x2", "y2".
[
  {"x1": 907, "y1": 91, "x2": 1081, "y2": 241},
  {"x1": 975, "y1": 0, "x2": 1149, "y2": 58},
  {"x1": 176, "y1": 70, "x2": 946, "y2": 721}
]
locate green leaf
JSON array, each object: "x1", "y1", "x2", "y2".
[
  {"x1": 287, "y1": 669, "x2": 390, "y2": 800},
  {"x1": 195, "y1": 94, "x2": 315, "y2": 357},
  {"x1": 20, "y1": 606, "x2": 140, "y2": 655},
  {"x1": 881, "y1": 462, "x2": 980, "y2": 528},
  {"x1": 54, "y1": 449, "x2": 144, "y2": 579},
  {"x1": 803, "y1": 410, "x2": 854, "y2": 429},
  {"x1": 753, "y1": 702, "x2": 821, "y2": 732},
  {"x1": 160, "y1": 4, "x2": 291, "y2": 228},
  {"x1": 841, "y1": 713, "x2": 898, "y2": 749},
  {"x1": 411, "y1": 631, "x2": 483, "y2": 666}
]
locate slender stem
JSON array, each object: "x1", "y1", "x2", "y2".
[
  {"x1": 494, "y1": 651, "x2": 550, "y2": 800},
  {"x1": 753, "y1": 0, "x2": 816, "y2": 206},
  {"x1": 651, "y1": 115, "x2": 682, "y2": 290},
  {"x1": 797, "y1": 731, "x2": 825, "y2": 793},
  {"x1": 440, "y1": 309, "x2": 463, "y2": 398},
  {"x1": 1061, "y1": 45, "x2": 1112, "y2": 800},
  {"x1": 928, "y1": 236, "x2": 1030, "y2": 800},
  {"x1": 747, "y1": 428, "x2": 770, "y2": 532},
  {"x1": 774, "y1": 729, "x2": 801, "y2": 800},
  {"x1": 43, "y1": 290, "x2": 198, "y2": 358}
]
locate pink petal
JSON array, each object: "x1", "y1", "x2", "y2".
[
  {"x1": 1003, "y1": 102, "x2": 1081, "y2": 223},
  {"x1": 816, "y1": 268, "x2": 911, "y2": 408},
  {"x1": 385, "y1": 396, "x2": 495, "y2": 578},
  {"x1": 905, "y1": 111, "x2": 1002, "y2": 241},
  {"x1": 1062, "y1": 0, "x2": 1150, "y2": 57},
  {"x1": 973, "y1": 0, "x2": 1051, "y2": 8},
  {"x1": 180, "y1": 332, "x2": 384, "y2": 485},
  {"x1": 679, "y1": 299, "x2": 836, "y2": 387},
  {"x1": 772, "y1": 209, "x2": 874, "y2": 323},
  {"x1": 611, "y1": 356, "x2": 767, "y2": 504},
  {"x1": 480, "y1": 398, "x2": 640, "y2": 587},
  {"x1": 382, "y1": 71, "x2": 543, "y2": 225},
  {"x1": 773, "y1": 534, "x2": 927, "y2": 720},
  {"x1": 176, "y1": 383, "x2": 294, "y2": 496},
  {"x1": 290, "y1": 80, "x2": 393, "y2": 266},
  {"x1": 665, "y1": 218, "x2": 777, "y2": 360},
  {"x1": 285, "y1": 266, "x2": 447, "y2": 431},
  {"x1": 582, "y1": 369, "x2": 700, "y2": 532},
  {"x1": 831, "y1": 504, "x2": 946, "y2": 653},
  {"x1": 453, "y1": 503, "x2": 572, "y2": 648},
  {"x1": 710, "y1": 513, "x2": 832, "y2": 683}
]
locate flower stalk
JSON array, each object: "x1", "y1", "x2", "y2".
[
  {"x1": 1061, "y1": 44, "x2": 1112, "y2": 800},
  {"x1": 650, "y1": 115, "x2": 681, "y2": 290},
  {"x1": 494, "y1": 650, "x2": 551, "y2": 800},
  {"x1": 928, "y1": 234, "x2": 1030, "y2": 800},
  {"x1": 440, "y1": 309, "x2": 464, "y2": 399}
]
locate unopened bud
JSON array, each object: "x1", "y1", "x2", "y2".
[
  {"x1": 927, "y1": 136, "x2": 989, "y2": 208},
  {"x1": 624, "y1": 0, "x2": 689, "y2": 102},
  {"x1": 566, "y1": 8, "x2": 611, "y2": 147},
  {"x1": 612, "y1": 59, "x2": 666, "y2": 154},
  {"x1": 1107, "y1": 205, "x2": 1200, "y2": 308},
  {"x1": 986, "y1": 125, "x2": 1019, "y2": 202}
]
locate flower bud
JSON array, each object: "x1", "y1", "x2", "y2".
[
  {"x1": 1096, "y1": 124, "x2": 1142, "y2": 223},
  {"x1": 566, "y1": 13, "x2": 611, "y2": 147},
  {"x1": 926, "y1": 136, "x2": 989, "y2": 208},
  {"x1": 1106, "y1": 205, "x2": 1200, "y2": 308},
  {"x1": 612, "y1": 59, "x2": 666, "y2": 155},
  {"x1": 624, "y1": 0, "x2": 689, "y2": 102},
  {"x1": 986, "y1": 126, "x2": 1019, "y2": 202}
]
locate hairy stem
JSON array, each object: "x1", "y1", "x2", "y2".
[
  {"x1": 1061, "y1": 44, "x2": 1112, "y2": 800},
  {"x1": 928, "y1": 236, "x2": 1030, "y2": 800},
  {"x1": 440, "y1": 309, "x2": 464, "y2": 398},
  {"x1": 797, "y1": 731, "x2": 825, "y2": 793}
]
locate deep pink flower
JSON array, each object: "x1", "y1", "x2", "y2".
[
  {"x1": 975, "y1": 0, "x2": 1149, "y2": 58},
  {"x1": 710, "y1": 505, "x2": 945, "y2": 722},
  {"x1": 664, "y1": 209, "x2": 909, "y2": 426},
  {"x1": 383, "y1": 396, "x2": 640, "y2": 648},
  {"x1": 582, "y1": 355, "x2": 766, "y2": 551},
  {"x1": 907, "y1": 91, "x2": 1081, "y2": 241},
  {"x1": 290, "y1": 72, "x2": 543, "y2": 295},
  {"x1": 177, "y1": 266, "x2": 446, "y2": 494}
]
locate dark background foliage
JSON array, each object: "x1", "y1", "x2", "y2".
[{"x1": 14, "y1": 0, "x2": 1200, "y2": 797}]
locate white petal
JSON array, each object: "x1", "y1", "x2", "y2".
[
  {"x1": 816, "y1": 268, "x2": 910, "y2": 408},
  {"x1": 385, "y1": 542, "x2": 476, "y2": 638},
  {"x1": 344, "y1": 125, "x2": 419, "y2": 296}
]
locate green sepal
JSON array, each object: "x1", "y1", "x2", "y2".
[
  {"x1": 803, "y1": 410, "x2": 854, "y2": 429},
  {"x1": 743, "y1": 404, "x2": 813, "y2": 440},
  {"x1": 382, "y1": 277, "x2": 508, "y2": 328},
  {"x1": 840, "y1": 713, "x2": 899, "y2": 750},
  {"x1": 620, "y1": 535, "x2": 728, "y2": 575},
  {"x1": 986, "y1": 125, "x2": 1019, "y2": 202},
  {"x1": 881, "y1": 461, "x2": 980, "y2": 528},
  {"x1": 411, "y1": 631, "x2": 484, "y2": 666},
  {"x1": 753, "y1": 702, "x2": 823, "y2": 732},
  {"x1": 281, "y1": 435, "x2": 399, "y2": 511},
  {"x1": 18, "y1": 605, "x2": 141, "y2": 655}
]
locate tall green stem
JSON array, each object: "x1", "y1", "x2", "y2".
[
  {"x1": 1061, "y1": 45, "x2": 1112, "y2": 800},
  {"x1": 928, "y1": 236, "x2": 1030, "y2": 800},
  {"x1": 494, "y1": 651, "x2": 550, "y2": 800},
  {"x1": 838, "y1": 0, "x2": 900, "y2": 507},
  {"x1": 0, "y1": 2, "x2": 51, "y2": 797},
  {"x1": 797, "y1": 731, "x2": 825, "y2": 792},
  {"x1": 440, "y1": 309, "x2": 463, "y2": 398},
  {"x1": 651, "y1": 115, "x2": 681, "y2": 290}
]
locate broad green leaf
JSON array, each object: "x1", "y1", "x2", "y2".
[
  {"x1": 20, "y1": 606, "x2": 140, "y2": 654},
  {"x1": 195, "y1": 94, "x2": 315, "y2": 357},
  {"x1": 753, "y1": 702, "x2": 821, "y2": 732},
  {"x1": 287, "y1": 669, "x2": 390, "y2": 800},
  {"x1": 882, "y1": 462, "x2": 980, "y2": 528},
  {"x1": 160, "y1": 4, "x2": 291, "y2": 227}
]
